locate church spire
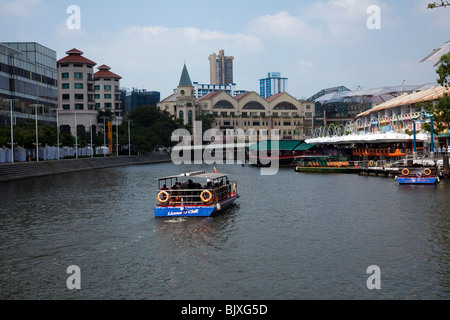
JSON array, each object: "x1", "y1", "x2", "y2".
[{"x1": 179, "y1": 63, "x2": 193, "y2": 87}]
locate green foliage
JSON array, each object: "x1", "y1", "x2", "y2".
[
  {"x1": 423, "y1": 93, "x2": 450, "y2": 134},
  {"x1": 124, "y1": 105, "x2": 184, "y2": 152},
  {"x1": 436, "y1": 52, "x2": 450, "y2": 87}
]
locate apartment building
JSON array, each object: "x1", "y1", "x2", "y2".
[{"x1": 57, "y1": 49, "x2": 122, "y2": 135}]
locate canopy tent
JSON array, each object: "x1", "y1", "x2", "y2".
[
  {"x1": 356, "y1": 85, "x2": 450, "y2": 118},
  {"x1": 420, "y1": 41, "x2": 450, "y2": 67},
  {"x1": 315, "y1": 82, "x2": 438, "y2": 105},
  {"x1": 249, "y1": 140, "x2": 303, "y2": 151},
  {"x1": 306, "y1": 132, "x2": 431, "y2": 145}
]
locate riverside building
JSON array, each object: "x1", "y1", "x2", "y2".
[
  {"x1": 57, "y1": 48, "x2": 122, "y2": 135},
  {"x1": 158, "y1": 64, "x2": 314, "y2": 140},
  {"x1": 0, "y1": 42, "x2": 58, "y2": 127}
]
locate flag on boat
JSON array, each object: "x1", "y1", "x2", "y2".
[{"x1": 214, "y1": 167, "x2": 218, "y2": 173}]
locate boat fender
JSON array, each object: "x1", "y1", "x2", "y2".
[
  {"x1": 157, "y1": 191, "x2": 169, "y2": 204},
  {"x1": 200, "y1": 190, "x2": 213, "y2": 203},
  {"x1": 437, "y1": 177, "x2": 440, "y2": 183},
  {"x1": 216, "y1": 203, "x2": 222, "y2": 211},
  {"x1": 423, "y1": 168, "x2": 431, "y2": 176},
  {"x1": 394, "y1": 176, "x2": 398, "y2": 181},
  {"x1": 402, "y1": 168, "x2": 410, "y2": 176},
  {"x1": 233, "y1": 183, "x2": 237, "y2": 193}
]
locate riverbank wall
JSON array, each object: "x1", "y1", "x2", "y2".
[{"x1": 0, "y1": 153, "x2": 172, "y2": 183}]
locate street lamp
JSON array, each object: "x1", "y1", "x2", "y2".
[
  {"x1": 31, "y1": 104, "x2": 43, "y2": 162},
  {"x1": 126, "y1": 120, "x2": 132, "y2": 156},
  {"x1": 4, "y1": 99, "x2": 18, "y2": 163}
]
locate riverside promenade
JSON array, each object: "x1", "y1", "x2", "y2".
[{"x1": 0, "y1": 153, "x2": 172, "y2": 183}]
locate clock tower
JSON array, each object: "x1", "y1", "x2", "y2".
[{"x1": 176, "y1": 64, "x2": 196, "y2": 126}]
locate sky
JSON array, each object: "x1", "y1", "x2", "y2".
[{"x1": 0, "y1": 0, "x2": 449, "y2": 100}]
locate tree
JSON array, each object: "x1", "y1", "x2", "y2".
[
  {"x1": 436, "y1": 52, "x2": 450, "y2": 87},
  {"x1": 427, "y1": 1, "x2": 450, "y2": 9},
  {"x1": 421, "y1": 53, "x2": 450, "y2": 134},
  {"x1": 123, "y1": 105, "x2": 184, "y2": 152}
]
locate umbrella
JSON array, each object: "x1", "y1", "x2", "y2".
[{"x1": 420, "y1": 41, "x2": 450, "y2": 67}]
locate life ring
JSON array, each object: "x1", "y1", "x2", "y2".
[
  {"x1": 200, "y1": 190, "x2": 213, "y2": 203},
  {"x1": 423, "y1": 168, "x2": 431, "y2": 176},
  {"x1": 402, "y1": 168, "x2": 410, "y2": 176},
  {"x1": 406, "y1": 149, "x2": 411, "y2": 154},
  {"x1": 157, "y1": 191, "x2": 169, "y2": 204},
  {"x1": 354, "y1": 161, "x2": 359, "y2": 167},
  {"x1": 369, "y1": 160, "x2": 374, "y2": 167}
]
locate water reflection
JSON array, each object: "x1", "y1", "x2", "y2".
[{"x1": 0, "y1": 162, "x2": 449, "y2": 299}]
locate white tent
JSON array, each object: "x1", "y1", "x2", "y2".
[{"x1": 420, "y1": 41, "x2": 450, "y2": 67}]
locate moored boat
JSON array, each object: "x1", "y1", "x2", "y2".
[
  {"x1": 154, "y1": 171, "x2": 239, "y2": 217},
  {"x1": 396, "y1": 166, "x2": 440, "y2": 185},
  {"x1": 294, "y1": 155, "x2": 360, "y2": 173}
]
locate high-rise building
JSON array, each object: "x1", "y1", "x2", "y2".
[
  {"x1": 123, "y1": 89, "x2": 160, "y2": 114},
  {"x1": 259, "y1": 72, "x2": 288, "y2": 99},
  {"x1": 0, "y1": 42, "x2": 57, "y2": 126},
  {"x1": 209, "y1": 50, "x2": 234, "y2": 86}
]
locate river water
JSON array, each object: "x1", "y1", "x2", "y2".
[{"x1": 0, "y1": 162, "x2": 449, "y2": 300}]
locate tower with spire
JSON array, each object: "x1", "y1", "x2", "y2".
[{"x1": 176, "y1": 64, "x2": 196, "y2": 125}]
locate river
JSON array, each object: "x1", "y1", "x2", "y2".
[{"x1": 0, "y1": 162, "x2": 449, "y2": 300}]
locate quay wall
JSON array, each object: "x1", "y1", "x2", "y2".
[{"x1": 0, "y1": 153, "x2": 172, "y2": 183}]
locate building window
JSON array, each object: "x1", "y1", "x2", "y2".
[
  {"x1": 62, "y1": 83, "x2": 69, "y2": 89},
  {"x1": 62, "y1": 94, "x2": 70, "y2": 100},
  {"x1": 104, "y1": 94, "x2": 112, "y2": 99},
  {"x1": 74, "y1": 83, "x2": 83, "y2": 89},
  {"x1": 75, "y1": 94, "x2": 84, "y2": 100},
  {"x1": 104, "y1": 85, "x2": 111, "y2": 91},
  {"x1": 61, "y1": 73, "x2": 69, "y2": 79},
  {"x1": 62, "y1": 104, "x2": 70, "y2": 110},
  {"x1": 104, "y1": 103, "x2": 112, "y2": 109},
  {"x1": 94, "y1": 85, "x2": 100, "y2": 91},
  {"x1": 74, "y1": 72, "x2": 83, "y2": 79},
  {"x1": 75, "y1": 104, "x2": 84, "y2": 110},
  {"x1": 94, "y1": 94, "x2": 100, "y2": 99}
]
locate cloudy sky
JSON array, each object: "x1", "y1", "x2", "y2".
[{"x1": 0, "y1": 0, "x2": 449, "y2": 100}]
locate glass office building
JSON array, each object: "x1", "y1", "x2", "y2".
[{"x1": 0, "y1": 42, "x2": 58, "y2": 126}]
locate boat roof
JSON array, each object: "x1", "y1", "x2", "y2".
[{"x1": 157, "y1": 171, "x2": 229, "y2": 181}]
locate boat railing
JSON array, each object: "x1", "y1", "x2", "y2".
[{"x1": 157, "y1": 184, "x2": 235, "y2": 206}]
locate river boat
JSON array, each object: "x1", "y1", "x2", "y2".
[
  {"x1": 294, "y1": 156, "x2": 360, "y2": 173},
  {"x1": 396, "y1": 166, "x2": 439, "y2": 185},
  {"x1": 154, "y1": 171, "x2": 239, "y2": 217},
  {"x1": 248, "y1": 140, "x2": 316, "y2": 167}
]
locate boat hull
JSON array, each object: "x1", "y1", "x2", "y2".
[
  {"x1": 154, "y1": 194, "x2": 239, "y2": 217},
  {"x1": 295, "y1": 167, "x2": 359, "y2": 173},
  {"x1": 397, "y1": 177, "x2": 438, "y2": 185}
]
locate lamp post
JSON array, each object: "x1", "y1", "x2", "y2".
[
  {"x1": 126, "y1": 120, "x2": 131, "y2": 156},
  {"x1": 31, "y1": 104, "x2": 43, "y2": 162},
  {"x1": 5, "y1": 99, "x2": 19, "y2": 163}
]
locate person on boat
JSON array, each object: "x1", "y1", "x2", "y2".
[
  {"x1": 160, "y1": 184, "x2": 169, "y2": 191},
  {"x1": 205, "y1": 178, "x2": 213, "y2": 189}
]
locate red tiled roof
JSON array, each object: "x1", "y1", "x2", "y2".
[
  {"x1": 57, "y1": 48, "x2": 96, "y2": 65},
  {"x1": 235, "y1": 91, "x2": 256, "y2": 101},
  {"x1": 94, "y1": 64, "x2": 121, "y2": 79},
  {"x1": 265, "y1": 92, "x2": 284, "y2": 102},
  {"x1": 197, "y1": 90, "x2": 226, "y2": 101}
]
